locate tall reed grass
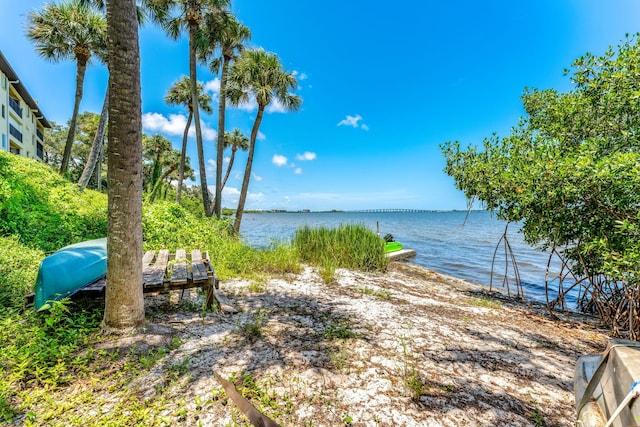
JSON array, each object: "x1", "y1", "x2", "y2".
[{"x1": 293, "y1": 223, "x2": 388, "y2": 272}]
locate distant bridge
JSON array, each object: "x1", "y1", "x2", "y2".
[{"x1": 348, "y1": 209, "x2": 438, "y2": 213}]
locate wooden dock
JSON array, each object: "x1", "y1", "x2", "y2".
[{"x1": 386, "y1": 248, "x2": 417, "y2": 262}]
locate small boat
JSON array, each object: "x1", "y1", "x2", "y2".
[
  {"x1": 383, "y1": 234, "x2": 416, "y2": 261},
  {"x1": 34, "y1": 238, "x2": 107, "y2": 310},
  {"x1": 384, "y1": 241, "x2": 403, "y2": 253},
  {"x1": 574, "y1": 338, "x2": 640, "y2": 427}
]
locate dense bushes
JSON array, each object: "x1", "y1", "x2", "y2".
[
  {"x1": 0, "y1": 151, "x2": 107, "y2": 253},
  {"x1": 0, "y1": 236, "x2": 43, "y2": 310}
]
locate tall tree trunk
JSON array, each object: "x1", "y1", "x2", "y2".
[
  {"x1": 78, "y1": 85, "x2": 109, "y2": 190},
  {"x1": 189, "y1": 18, "x2": 211, "y2": 216},
  {"x1": 60, "y1": 58, "x2": 88, "y2": 175},
  {"x1": 96, "y1": 141, "x2": 103, "y2": 191},
  {"x1": 176, "y1": 111, "x2": 192, "y2": 203},
  {"x1": 234, "y1": 105, "x2": 264, "y2": 233},
  {"x1": 212, "y1": 55, "x2": 229, "y2": 217},
  {"x1": 221, "y1": 146, "x2": 236, "y2": 192},
  {"x1": 149, "y1": 151, "x2": 163, "y2": 193},
  {"x1": 103, "y1": 0, "x2": 145, "y2": 332},
  {"x1": 150, "y1": 165, "x2": 177, "y2": 202}
]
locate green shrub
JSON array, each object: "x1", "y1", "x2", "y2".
[
  {"x1": 142, "y1": 201, "x2": 301, "y2": 280},
  {"x1": 0, "y1": 152, "x2": 107, "y2": 252},
  {"x1": 0, "y1": 236, "x2": 43, "y2": 309},
  {"x1": 293, "y1": 223, "x2": 388, "y2": 272}
]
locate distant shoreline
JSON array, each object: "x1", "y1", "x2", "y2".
[{"x1": 244, "y1": 209, "x2": 487, "y2": 214}]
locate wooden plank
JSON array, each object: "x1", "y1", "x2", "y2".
[
  {"x1": 143, "y1": 249, "x2": 169, "y2": 287},
  {"x1": 204, "y1": 251, "x2": 219, "y2": 289},
  {"x1": 191, "y1": 249, "x2": 209, "y2": 282},
  {"x1": 170, "y1": 249, "x2": 188, "y2": 285},
  {"x1": 80, "y1": 277, "x2": 106, "y2": 292},
  {"x1": 142, "y1": 250, "x2": 155, "y2": 268}
]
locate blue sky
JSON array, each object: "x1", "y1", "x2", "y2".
[{"x1": 2, "y1": 1, "x2": 639, "y2": 211}]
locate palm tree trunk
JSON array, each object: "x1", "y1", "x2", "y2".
[
  {"x1": 189, "y1": 19, "x2": 211, "y2": 216},
  {"x1": 60, "y1": 59, "x2": 88, "y2": 175},
  {"x1": 212, "y1": 56, "x2": 229, "y2": 217},
  {"x1": 176, "y1": 111, "x2": 192, "y2": 203},
  {"x1": 96, "y1": 142, "x2": 103, "y2": 191},
  {"x1": 103, "y1": 0, "x2": 145, "y2": 332},
  {"x1": 78, "y1": 85, "x2": 109, "y2": 190},
  {"x1": 221, "y1": 146, "x2": 236, "y2": 191},
  {"x1": 234, "y1": 105, "x2": 264, "y2": 233},
  {"x1": 150, "y1": 165, "x2": 177, "y2": 202}
]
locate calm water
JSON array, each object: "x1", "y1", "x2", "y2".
[{"x1": 239, "y1": 211, "x2": 576, "y2": 306}]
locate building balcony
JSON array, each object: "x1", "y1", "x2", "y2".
[
  {"x1": 9, "y1": 124, "x2": 22, "y2": 143},
  {"x1": 9, "y1": 97, "x2": 22, "y2": 118}
]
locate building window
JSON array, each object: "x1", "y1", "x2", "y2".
[
  {"x1": 2, "y1": 134, "x2": 5, "y2": 149},
  {"x1": 1, "y1": 104, "x2": 4, "y2": 118},
  {"x1": 1, "y1": 76, "x2": 6, "y2": 89}
]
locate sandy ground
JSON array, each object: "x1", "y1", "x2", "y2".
[{"x1": 102, "y1": 262, "x2": 608, "y2": 426}]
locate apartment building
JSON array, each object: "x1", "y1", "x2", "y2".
[{"x1": 0, "y1": 50, "x2": 51, "y2": 162}]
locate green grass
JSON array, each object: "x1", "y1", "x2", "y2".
[
  {"x1": 293, "y1": 223, "x2": 388, "y2": 272},
  {"x1": 468, "y1": 296, "x2": 503, "y2": 310}
]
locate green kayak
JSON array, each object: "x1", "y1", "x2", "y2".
[
  {"x1": 384, "y1": 241, "x2": 403, "y2": 253},
  {"x1": 34, "y1": 238, "x2": 107, "y2": 310}
]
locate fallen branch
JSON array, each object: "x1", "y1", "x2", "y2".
[{"x1": 213, "y1": 370, "x2": 282, "y2": 427}]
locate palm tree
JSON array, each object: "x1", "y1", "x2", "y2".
[
  {"x1": 159, "y1": 0, "x2": 230, "y2": 216},
  {"x1": 78, "y1": 0, "x2": 165, "y2": 25},
  {"x1": 103, "y1": 0, "x2": 145, "y2": 331},
  {"x1": 26, "y1": 1, "x2": 107, "y2": 175},
  {"x1": 143, "y1": 134, "x2": 173, "y2": 193},
  {"x1": 164, "y1": 76, "x2": 213, "y2": 203},
  {"x1": 149, "y1": 149, "x2": 183, "y2": 202},
  {"x1": 220, "y1": 128, "x2": 248, "y2": 193},
  {"x1": 227, "y1": 49, "x2": 302, "y2": 232},
  {"x1": 199, "y1": 11, "x2": 250, "y2": 217}
]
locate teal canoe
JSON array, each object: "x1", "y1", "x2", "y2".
[{"x1": 34, "y1": 238, "x2": 107, "y2": 310}]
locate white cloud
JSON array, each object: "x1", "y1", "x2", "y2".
[
  {"x1": 292, "y1": 70, "x2": 308, "y2": 81},
  {"x1": 266, "y1": 98, "x2": 285, "y2": 114},
  {"x1": 294, "y1": 168, "x2": 302, "y2": 174},
  {"x1": 272, "y1": 154, "x2": 288, "y2": 167},
  {"x1": 202, "y1": 126, "x2": 217, "y2": 141},
  {"x1": 204, "y1": 78, "x2": 220, "y2": 94},
  {"x1": 248, "y1": 192, "x2": 264, "y2": 202},
  {"x1": 253, "y1": 173, "x2": 262, "y2": 182},
  {"x1": 206, "y1": 159, "x2": 218, "y2": 176},
  {"x1": 142, "y1": 112, "x2": 188, "y2": 136},
  {"x1": 234, "y1": 96, "x2": 258, "y2": 112},
  {"x1": 142, "y1": 112, "x2": 217, "y2": 141},
  {"x1": 257, "y1": 131, "x2": 266, "y2": 141},
  {"x1": 296, "y1": 152, "x2": 316, "y2": 161},
  {"x1": 222, "y1": 186, "x2": 240, "y2": 197},
  {"x1": 337, "y1": 114, "x2": 369, "y2": 130}
]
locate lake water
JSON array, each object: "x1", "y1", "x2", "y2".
[{"x1": 239, "y1": 211, "x2": 576, "y2": 307}]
